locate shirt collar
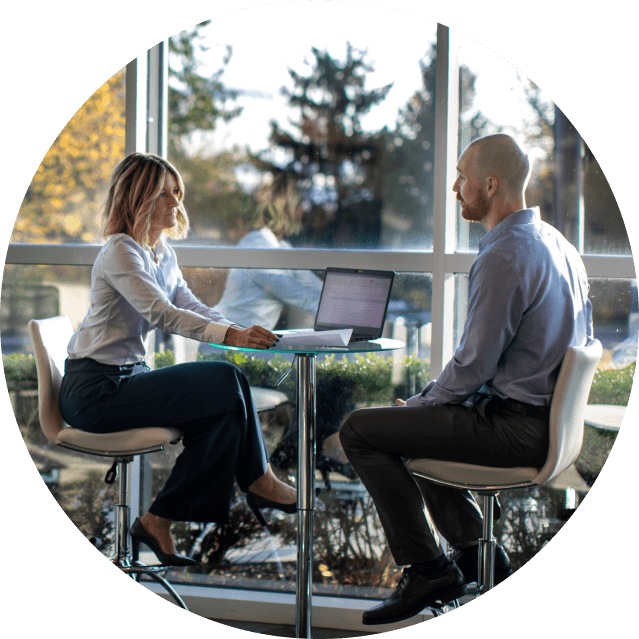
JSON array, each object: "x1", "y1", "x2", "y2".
[
  {"x1": 478, "y1": 207, "x2": 540, "y2": 251},
  {"x1": 149, "y1": 236, "x2": 168, "y2": 264}
]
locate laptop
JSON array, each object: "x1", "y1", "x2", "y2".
[{"x1": 282, "y1": 267, "x2": 395, "y2": 343}]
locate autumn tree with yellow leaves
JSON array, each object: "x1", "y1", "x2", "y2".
[
  {"x1": 12, "y1": 71, "x2": 126, "y2": 244},
  {"x1": 11, "y1": 21, "x2": 242, "y2": 246}
]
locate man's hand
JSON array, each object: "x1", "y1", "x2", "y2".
[
  {"x1": 395, "y1": 398, "x2": 407, "y2": 406},
  {"x1": 223, "y1": 325, "x2": 279, "y2": 350}
]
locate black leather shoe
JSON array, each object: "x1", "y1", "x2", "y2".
[
  {"x1": 362, "y1": 562, "x2": 467, "y2": 625},
  {"x1": 451, "y1": 543, "x2": 513, "y2": 585},
  {"x1": 129, "y1": 517, "x2": 196, "y2": 567}
]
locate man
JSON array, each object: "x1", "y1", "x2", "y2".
[{"x1": 339, "y1": 133, "x2": 593, "y2": 625}]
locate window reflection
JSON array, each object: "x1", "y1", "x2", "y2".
[{"x1": 207, "y1": 186, "x2": 323, "y2": 329}]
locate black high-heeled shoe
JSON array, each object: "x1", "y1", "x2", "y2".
[
  {"x1": 246, "y1": 491, "x2": 297, "y2": 527},
  {"x1": 129, "y1": 517, "x2": 197, "y2": 567},
  {"x1": 246, "y1": 488, "x2": 322, "y2": 527}
]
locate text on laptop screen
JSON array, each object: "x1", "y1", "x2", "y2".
[{"x1": 316, "y1": 271, "x2": 393, "y2": 328}]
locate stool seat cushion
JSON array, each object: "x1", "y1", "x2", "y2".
[
  {"x1": 58, "y1": 426, "x2": 183, "y2": 454},
  {"x1": 406, "y1": 458, "x2": 540, "y2": 489},
  {"x1": 250, "y1": 387, "x2": 290, "y2": 413}
]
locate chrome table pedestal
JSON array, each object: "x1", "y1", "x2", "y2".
[
  {"x1": 213, "y1": 338, "x2": 404, "y2": 638},
  {"x1": 295, "y1": 354, "x2": 316, "y2": 638}
]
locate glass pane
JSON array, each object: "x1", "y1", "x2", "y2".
[
  {"x1": 455, "y1": 31, "x2": 630, "y2": 256},
  {"x1": 167, "y1": 4, "x2": 437, "y2": 250},
  {"x1": 11, "y1": 71, "x2": 126, "y2": 245},
  {"x1": 453, "y1": 274, "x2": 635, "y2": 569},
  {"x1": 140, "y1": 270, "x2": 432, "y2": 597}
]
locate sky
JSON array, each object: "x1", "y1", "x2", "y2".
[{"x1": 191, "y1": 2, "x2": 541, "y2": 155}]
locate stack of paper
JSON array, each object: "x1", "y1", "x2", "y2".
[{"x1": 273, "y1": 329, "x2": 352, "y2": 350}]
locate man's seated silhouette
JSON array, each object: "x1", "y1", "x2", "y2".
[{"x1": 340, "y1": 133, "x2": 594, "y2": 625}]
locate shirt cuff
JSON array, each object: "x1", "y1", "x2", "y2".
[
  {"x1": 405, "y1": 394, "x2": 423, "y2": 407},
  {"x1": 204, "y1": 322, "x2": 233, "y2": 345}
]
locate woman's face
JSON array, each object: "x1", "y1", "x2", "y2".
[{"x1": 149, "y1": 172, "x2": 180, "y2": 236}]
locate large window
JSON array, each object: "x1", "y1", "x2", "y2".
[
  {"x1": 3, "y1": 6, "x2": 634, "y2": 630},
  {"x1": 167, "y1": 7, "x2": 438, "y2": 251}
]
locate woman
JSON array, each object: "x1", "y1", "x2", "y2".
[{"x1": 59, "y1": 152, "x2": 296, "y2": 566}]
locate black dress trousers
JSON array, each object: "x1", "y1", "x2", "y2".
[
  {"x1": 339, "y1": 395, "x2": 549, "y2": 566},
  {"x1": 59, "y1": 358, "x2": 269, "y2": 523}
]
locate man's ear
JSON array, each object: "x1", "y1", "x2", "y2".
[{"x1": 486, "y1": 175, "x2": 498, "y2": 197}]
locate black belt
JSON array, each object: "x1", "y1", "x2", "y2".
[
  {"x1": 65, "y1": 357, "x2": 149, "y2": 375},
  {"x1": 498, "y1": 397, "x2": 550, "y2": 420}
]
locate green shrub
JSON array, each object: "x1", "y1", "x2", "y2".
[
  {"x1": 154, "y1": 350, "x2": 176, "y2": 369},
  {"x1": 194, "y1": 350, "x2": 429, "y2": 407},
  {"x1": 5, "y1": 349, "x2": 635, "y2": 409},
  {"x1": 588, "y1": 363, "x2": 635, "y2": 406},
  {"x1": 2, "y1": 353, "x2": 37, "y2": 383}
]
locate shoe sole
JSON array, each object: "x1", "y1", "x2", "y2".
[{"x1": 362, "y1": 585, "x2": 469, "y2": 625}]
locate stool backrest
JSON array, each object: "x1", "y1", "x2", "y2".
[
  {"x1": 27, "y1": 315, "x2": 74, "y2": 444},
  {"x1": 536, "y1": 339, "x2": 602, "y2": 485}
]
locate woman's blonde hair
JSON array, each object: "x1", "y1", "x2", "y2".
[{"x1": 102, "y1": 153, "x2": 189, "y2": 246}]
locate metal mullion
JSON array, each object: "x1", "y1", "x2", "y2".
[
  {"x1": 125, "y1": 54, "x2": 148, "y2": 155},
  {"x1": 430, "y1": 24, "x2": 459, "y2": 378}
]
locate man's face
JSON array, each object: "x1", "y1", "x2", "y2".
[{"x1": 452, "y1": 149, "x2": 490, "y2": 223}]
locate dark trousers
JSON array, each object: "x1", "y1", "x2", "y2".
[
  {"x1": 339, "y1": 395, "x2": 549, "y2": 566},
  {"x1": 59, "y1": 358, "x2": 269, "y2": 523}
]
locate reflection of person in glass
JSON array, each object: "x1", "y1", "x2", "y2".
[
  {"x1": 340, "y1": 134, "x2": 594, "y2": 624},
  {"x1": 58, "y1": 153, "x2": 297, "y2": 566},
  {"x1": 213, "y1": 183, "x2": 322, "y2": 329}
]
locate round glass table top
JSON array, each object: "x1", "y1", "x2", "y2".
[{"x1": 211, "y1": 337, "x2": 405, "y2": 355}]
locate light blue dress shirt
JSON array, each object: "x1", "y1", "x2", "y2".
[
  {"x1": 213, "y1": 228, "x2": 323, "y2": 329},
  {"x1": 407, "y1": 208, "x2": 594, "y2": 408},
  {"x1": 67, "y1": 234, "x2": 234, "y2": 365}
]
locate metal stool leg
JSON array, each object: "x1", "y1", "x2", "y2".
[
  {"x1": 113, "y1": 457, "x2": 133, "y2": 567},
  {"x1": 122, "y1": 565, "x2": 190, "y2": 610},
  {"x1": 478, "y1": 492, "x2": 497, "y2": 594},
  {"x1": 109, "y1": 456, "x2": 190, "y2": 611}
]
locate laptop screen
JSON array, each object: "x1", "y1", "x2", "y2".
[{"x1": 314, "y1": 268, "x2": 395, "y2": 338}]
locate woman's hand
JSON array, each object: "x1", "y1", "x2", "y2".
[
  {"x1": 223, "y1": 325, "x2": 279, "y2": 350},
  {"x1": 395, "y1": 398, "x2": 407, "y2": 406}
]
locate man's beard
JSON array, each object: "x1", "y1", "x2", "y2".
[{"x1": 459, "y1": 191, "x2": 490, "y2": 223}]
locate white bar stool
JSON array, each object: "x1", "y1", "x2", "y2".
[
  {"x1": 28, "y1": 316, "x2": 189, "y2": 609},
  {"x1": 407, "y1": 340, "x2": 602, "y2": 596}
]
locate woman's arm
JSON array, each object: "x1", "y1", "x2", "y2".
[{"x1": 103, "y1": 237, "x2": 232, "y2": 344}]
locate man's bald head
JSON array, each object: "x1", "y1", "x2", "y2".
[
  {"x1": 453, "y1": 133, "x2": 532, "y2": 230},
  {"x1": 465, "y1": 134, "x2": 531, "y2": 197}
]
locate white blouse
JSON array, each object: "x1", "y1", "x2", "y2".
[{"x1": 67, "y1": 234, "x2": 234, "y2": 365}]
